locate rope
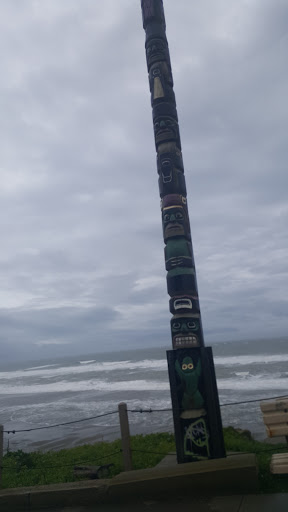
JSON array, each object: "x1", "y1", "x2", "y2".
[
  {"x1": 4, "y1": 411, "x2": 118, "y2": 434},
  {"x1": 4, "y1": 394, "x2": 288, "y2": 434}
]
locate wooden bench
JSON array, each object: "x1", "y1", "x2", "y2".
[
  {"x1": 260, "y1": 398, "x2": 288, "y2": 441},
  {"x1": 260, "y1": 398, "x2": 288, "y2": 475}
]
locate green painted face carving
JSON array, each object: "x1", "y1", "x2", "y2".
[
  {"x1": 171, "y1": 315, "x2": 200, "y2": 348},
  {"x1": 162, "y1": 206, "x2": 190, "y2": 241},
  {"x1": 181, "y1": 356, "x2": 195, "y2": 373}
]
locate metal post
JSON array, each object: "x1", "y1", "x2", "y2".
[
  {"x1": 140, "y1": 0, "x2": 226, "y2": 463},
  {"x1": 118, "y1": 403, "x2": 132, "y2": 471}
]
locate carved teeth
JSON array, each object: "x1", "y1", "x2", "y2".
[{"x1": 175, "y1": 336, "x2": 197, "y2": 346}]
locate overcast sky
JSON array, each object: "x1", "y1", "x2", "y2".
[{"x1": 0, "y1": 0, "x2": 287, "y2": 361}]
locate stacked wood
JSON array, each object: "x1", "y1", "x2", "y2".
[
  {"x1": 260, "y1": 398, "x2": 288, "y2": 439},
  {"x1": 271, "y1": 453, "x2": 288, "y2": 474}
]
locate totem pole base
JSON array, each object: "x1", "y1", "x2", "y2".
[{"x1": 167, "y1": 346, "x2": 226, "y2": 464}]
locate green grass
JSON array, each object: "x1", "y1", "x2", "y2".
[
  {"x1": 223, "y1": 427, "x2": 288, "y2": 493},
  {"x1": 1, "y1": 433, "x2": 175, "y2": 490},
  {"x1": 1, "y1": 429, "x2": 288, "y2": 493}
]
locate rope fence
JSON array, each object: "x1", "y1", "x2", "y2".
[
  {"x1": 3, "y1": 393, "x2": 288, "y2": 435},
  {"x1": 1, "y1": 394, "x2": 288, "y2": 488}
]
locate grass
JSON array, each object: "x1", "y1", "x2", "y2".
[
  {"x1": 1, "y1": 428, "x2": 288, "y2": 493},
  {"x1": 223, "y1": 427, "x2": 288, "y2": 493}
]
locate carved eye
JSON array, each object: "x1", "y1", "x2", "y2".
[
  {"x1": 188, "y1": 363, "x2": 194, "y2": 370},
  {"x1": 187, "y1": 322, "x2": 197, "y2": 330},
  {"x1": 164, "y1": 214, "x2": 170, "y2": 222},
  {"x1": 162, "y1": 159, "x2": 171, "y2": 167},
  {"x1": 152, "y1": 68, "x2": 161, "y2": 77},
  {"x1": 182, "y1": 364, "x2": 188, "y2": 371},
  {"x1": 172, "y1": 322, "x2": 181, "y2": 330},
  {"x1": 154, "y1": 122, "x2": 159, "y2": 130},
  {"x1": 176, "y1": 212, "x2": 183, "y2": 220}
]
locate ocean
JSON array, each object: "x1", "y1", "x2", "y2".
[{"x1": 0, "y1": 337, "x2": 288, "y2": 453}]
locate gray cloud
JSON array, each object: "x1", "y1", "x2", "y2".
[{"x1": 0, "y1": 0, "x2": 287, "y2": 360}]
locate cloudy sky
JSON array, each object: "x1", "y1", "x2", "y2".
[{"x1": 0, "y1": 0, "x2": 287, "y2": 361}]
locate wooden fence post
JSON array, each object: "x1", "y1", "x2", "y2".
[
  {"x1": 118, "y1": 403, "x2": 132, "y2": 471},
  {"x1": 0, "y1": 425, "x2": 3, "y2": 488}
]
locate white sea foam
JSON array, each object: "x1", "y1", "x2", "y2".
[
  {"x1": 234, "y1": 372, "x2": 250, "y2": 377},
  {"x1": 0, "y1": 379, "x2": 170, "y2": 395},
  {"x1": 25, "y1": 364, "x2": 59, "y2": 371},
  {"x1": 79, "y1": 360, "x2": 96, "y2": 365},
  {"x1": 0, "y1": 359, "x2": 167, "y2": 381},
  {"x1": 214, "y1": 354, "x2": 288, "y2": 366},
  {"x1": 218, "y1": 376, "x2": 288, "y2": 391}
]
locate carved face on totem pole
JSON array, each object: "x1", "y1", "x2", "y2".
[
  {"x1": 149, "y1": 61, "x2": 175, "y2": 105},
  {"x1": 154, "y1": 116, "x2": 181, "y2": 149},
  {"x1": 146, "y1": 38, "x2": 170, "y2": 69},
  {"x1": 153, "y1": 103, "x2": 180, "y2": 149},
  {"x1": 171, "y1": 315, "x2": 200, "y2": 348},
  {"x1": 165, "y1": 238, "x2": 194, "y2": 270},
  {"x1": 157, "y1": 151, "x2": 186, "y2": 197},
  {"x1": 162, "y1": 206, "x2": 190, "y2": 242},
  {"x1": 169, "y1": 295, "x2": 200, "y2": 315}
]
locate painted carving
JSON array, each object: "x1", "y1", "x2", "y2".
[
  {"x1": 157, "y1": 151, "x2": 186, "y2": 197},
  {"x1": 149, "y1": 62, "x2": 175, "y2": 105},
  {"x1": 171, "y1": 315, "x2": 200, "y2": 348},
  {"x1": 167, "y1": 267, "x2": 198, "y2": 297},
  {"x1": 162, "y1": 205, "x2": 190, "y2": 242},
  {"x1": 169, "y1": 295, "x2": 200, "y2": 315},
  {"x1": 165, "y1": 238, "x2": 194, "y2": 270},
  {"x1": 158, "y1": 170, "x2": 186, "y2": 197},
  {"x1": 175, "y1": 355, "x2": 203, "y2": 409},
  {"x1": 157, "y1": 149, "x2": 183, "y2": 174},
  {"x1": 184, "y1": 418, "x2": 210, "y2": 459},
  {"x1": 145, "y1": 38, "x2": 170, "y2": 70},
  {"x1": 142, "y1": 0, "x2": 226, "y2": 465},
  {"x1": 153, "y1": 103, "x2": 180, "y2": 149},
  {"x1": 154, "y1": 115, "x2": 181, "y2": 149},
  {"x1": 161, "y1": 193, "x2": 187, "y2": 208}
]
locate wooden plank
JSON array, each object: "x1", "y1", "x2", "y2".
[
  {"x1": 271, "y1": 453, "x2": 288, "y2": 461},
  {"x1": 271, "y1": 465, "x2": 288, "y2": 474},
  {"x1": 266, "y1": 425, "x2": 288, "y2": 437},
  {"x1": 260, "y1": 399, "x2": 288, "y2": 413},
  {"x1": 271, "y1": 458, "x2": 288, "y2": 465},
  {"x1": 118, "y1": 402, "x2": 132, "y2": 472},
  {"x1": 0, "y1": 425, "x2": 3, "y2": 489},
  {"x1": 263, "y1": 411, "x2": 288, "y2": 425}
]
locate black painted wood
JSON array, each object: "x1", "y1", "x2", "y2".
[{"x1": 141, "y1": 0, "x2": 225, "y2": 463}]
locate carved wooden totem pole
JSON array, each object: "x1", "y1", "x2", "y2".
[{"x1": 141, "y1": 0, "x2": 226, "y2": 463}]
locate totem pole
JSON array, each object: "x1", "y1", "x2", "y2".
[{"x1": 140, "y1": 0, "x2": 226, "y2": 463}]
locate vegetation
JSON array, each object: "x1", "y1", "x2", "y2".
[
  {"x1": 1, "y1": 428, "x2": 288, "y2": 492},
  {"x1": 224, "y1": 427, "x2": 288, "y2": 494}
]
